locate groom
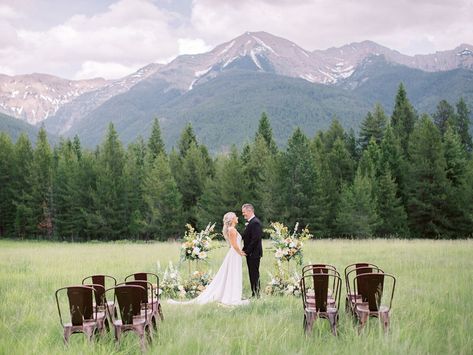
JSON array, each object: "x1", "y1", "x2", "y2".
[{"x1": 241, "y1": 203, "x2": 263, "y2": 298}]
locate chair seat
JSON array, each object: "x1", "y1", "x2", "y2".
[
  {"x1": 305, "y1": 306, "x2": 338, "y2": 314},
  {"x1": 355, "y1": 303, "x2": 389, "y2": 314}
]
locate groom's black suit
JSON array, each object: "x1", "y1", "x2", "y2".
[{"x1": 242, "y1": 216, "x2": 263, "y2": 297}]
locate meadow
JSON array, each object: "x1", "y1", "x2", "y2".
[{"x1": 0, "y1": 239, "x2": 472, "y2": 355}]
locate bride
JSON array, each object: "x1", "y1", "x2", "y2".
[{"x1": 168, "y1": 212, "x2": 249, "y2": 306}]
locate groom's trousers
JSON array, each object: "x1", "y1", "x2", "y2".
[{"x1": 246, "y1": 257, "x2": 261, "y2": 297}]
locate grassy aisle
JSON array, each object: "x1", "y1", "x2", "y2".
[{"x1": 0, "y1": 239, "x2": 472, "y2": 354}]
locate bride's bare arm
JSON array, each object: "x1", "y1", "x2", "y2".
[{"x1": 228, "y1": 228, "x2": 245, "y2": 256}]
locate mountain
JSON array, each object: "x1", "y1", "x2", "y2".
[
  {"x1": 0, "y1": 111, "x2": 58, "y2": 145},
  {"x1": 0, "y1": 73, "x2": 107, "y2": 125},
  {"x1": 1, "y1": 31, "x2": 472, "y2": 151},
  {"x1": 44, "y1": 63, "x2": 163, "y2": 135}
]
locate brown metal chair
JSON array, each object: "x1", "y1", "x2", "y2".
[
  {"x1": 300, "y1": 270, "x2": 342, "y2": 336},
  {"x1": 352, "y1": 272, "x2": 396, "y2": 332},
  {"x1": 55, "y1": 285, "x2": 100, "y2": 344},
  {"x1": 302, "y1": 264, "x2": 338, "y2": 307},
  {"x1": 106, "y1": 284, "x2": 153, "y2": 351},
  {"x1": 344, "y1": 263, "x2": 383, "y2": 314},
  {"x1": 122, "y1": 280, "x2": 157, "y2": 331},
  {"x1": 82, "y1": 274, "x2": 117, "y2": 323},
  {"x1": 125, "y1": 272, "x2": 164, "y2": 322}
]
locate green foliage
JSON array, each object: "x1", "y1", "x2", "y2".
[
  {"x1": 359, "y1": 103, "x2": 387, "y2": 150},
  {"x1": 2, "y1": 88, "x2": 473, "y2": 239}
]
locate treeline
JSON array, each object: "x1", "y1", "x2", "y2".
[{"x1": 1, "y1": 84, "x2": 472, "y2": 241}]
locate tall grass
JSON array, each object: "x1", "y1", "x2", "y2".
[{"x1": 0, "y1": 239, "x2": 472, "y2": 354}]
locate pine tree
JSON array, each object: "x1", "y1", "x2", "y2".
[
  {"x1": 30, "y1": 127, "x2": 53, "y2": 238},
  {"x1": 443, "y1": 126, "x2": 467, "y2": 186},
  {"x1": 142, "y1": 153, "x2": 182, "y2": 240},
  {"x1": 391, "y1": 83, "x2": 418, "y2": 153},
  {"x1": 178, "y1": 123, "x2": 197, "y2": 158},
  {"x1": 335, "y1": 169, "x2": 380, "y2": 237},
  {"x1": 433, "y1": 99, "x2": 456, "y2": 136},
  {"x1": 376, "y1": 164, "x2": 409, "y2": 237},
  {"x1": 359, "y1": 103, "x2": 387, "y2": 150},
  {"x1": 91, "y1": 123, "x2": 127, "y2": 240},
  {"x1": 197, "y1": 146, "x2": 247, "y2": 229},
  {"x1": 278, "y1": 128, "x2": 318, "y2": 228},
  {"x1": 179, "y1": 142, "x2": 210, "y2": 225},
  {"x1": 124, "y1": 138, "x2": 147, "y2": 238},
  {"x1": 255, "y1": 112, "x2": 278, "y2": 154},
  {"x1": 407, "y1": 115, "x2": 450, "y2": 238},
  {"x1": 147, "y1": 118, "x2": 166, "y2": 163},
  {"x1": 12, "y1": 134, "x2": 34, "y2": 238},
  {"x1": 0, "y1": 133, "x2": 15, "y2": 236},
  {"x1": 53, "y1": 139, "x2": 81, "y2": 240},
  {"x1": 455, "y1": 97, "x2": 473, "y2": 152}
]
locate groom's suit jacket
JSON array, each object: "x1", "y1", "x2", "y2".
[{"x1": 242, "y1": 216, "x2": 263, "y2": 258}]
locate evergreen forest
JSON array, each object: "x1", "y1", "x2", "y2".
[{"x1": 1, "y1": 84, "x2": 472, "y2": 241}]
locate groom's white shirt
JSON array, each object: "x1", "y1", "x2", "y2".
[{"x1": 247, "y1": 215, "x2": 255, "y2": 223}]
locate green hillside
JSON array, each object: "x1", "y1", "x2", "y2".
[
  {"x1": 0, "y1": 112, "x2": 42, "y2": 143},
  {"x1": 55, "y1": 61, "x2": 473, "y2": 152}
]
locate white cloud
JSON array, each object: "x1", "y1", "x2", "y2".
[
  {"x1": 74, "y1": 61, "x2": 141, "y2": 80},
  {"x1": 0, "y1": 0, "x2": 472, "y2": 79},
  {"x1": 0, "y1": 0, "x2": 184, "y2": 79},
  {"x1": 190, "y1": 0, "x2": 473, "y2": 55},
  {"x1": 178, "y1": 38, "x2": 212, "y2": 55}
]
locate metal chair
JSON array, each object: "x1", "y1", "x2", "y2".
[
  {"x1": 352, "y1": 272, "x2": 396, "y2": 332},
  {"x1": 55, "y1": 285, "x2": 101, "y2": 344},
  {"x1": 344, "y1": 263, "x2": 383, "y2": 314},
  {"x1": 106, "y1": 284, "x2": 153, "y2": 351},
  {"x1": 125, "y1": 272, "x2": 164, "y2": 322},
  {"x1": 300, "y1": 269, "x2": 342, "y2": 335}
]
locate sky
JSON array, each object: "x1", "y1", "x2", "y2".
[{"x1": 1, "y1": 0, "x2": 472, "y2": 80}]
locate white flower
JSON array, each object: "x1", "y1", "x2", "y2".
[
  {"x1": 275, "y1": 249, "x2": 284, "y2": 258},
  {"x1": 287, "y1": 285, "x2": 294, "y2": 293},
  {"x1": 282, "y1": 248, "x2": 289, "y2": 255},
  {"x1": 192, "y1": 247, "x2": 201, "y2": 255},
  {"x1": 198, "y1": 251, "x2": 207, "y2": 259},
  {"x1": 289, "y1": 242, "x2": 295, "y2": 248}
]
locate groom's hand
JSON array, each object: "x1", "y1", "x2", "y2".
[{"x1": 241, "y1": 251, "x2": 247, "y2": 256}]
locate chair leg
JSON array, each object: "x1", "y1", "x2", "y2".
[
  {"x1": 152, "y1": 315, "x2": 157, "y2": 331},
  {"x1": 380, "y1": 312, "x2": 390, "y2": 332},
  {"x1": 63, "y1": 328, "x2": 72, "y2": 344},
  {"x1": 327, "y1": 313, "x2": 338, "y2": 336},
  {"x1": 158, "y1": 303, "x2": 164, "y2": 321},
  {"x1": 358, "y1": 311, "x2": 369, "y2": 334},
  {"x1": 114, "y1": 326, "x2": 121, "y2": 345},
  {"x1": 305, "y1": 312, "x2": 317, "y2": 334}
]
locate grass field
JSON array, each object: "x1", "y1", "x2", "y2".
[{"x1": 0, "y1": 239, "x2": 472, "y2": 355}]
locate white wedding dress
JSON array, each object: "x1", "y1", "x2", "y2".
[{"x1": 168, "y1": 232, "x2": 249, "y2": 306}]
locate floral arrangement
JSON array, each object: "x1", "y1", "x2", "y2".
[
  {"x1": 182, "y1": 271, "x2": 213, "y2": 299},
  {"x1": 180, "y1": 223, "x2": 217, "y2": 262},
  {"x1": 158, "y1": 262, "x2": 213, "y2": 299},
  {"x1": 265, "y1": 222, "x2": 312, "y2": 265},
  {"x1": 264, "y1": 263, "x2": 302, "y2": 297}
]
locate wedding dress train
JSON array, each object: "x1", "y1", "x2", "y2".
[{"x1": 168, "y1": 233, "x2": 249, "y2": 306}]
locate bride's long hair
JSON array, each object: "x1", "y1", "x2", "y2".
[{"x1": 222, "y1": 212, "x2": 236, "y2": 241}]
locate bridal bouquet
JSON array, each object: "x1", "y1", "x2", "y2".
[
  {"x1": 180, "y1": 223, "x2": 217, "y2": 262},
  {"x1": 265, "y1": 222, "x2": 312, "y2": 265}
]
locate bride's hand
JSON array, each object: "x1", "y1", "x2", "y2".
[{"x1": 241, "y1": 251, "x2": 247, "y2": 256}]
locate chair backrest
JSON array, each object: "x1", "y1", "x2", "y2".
[
  {"x1": 353, "y1": 272, "x2": 396, "y2": 312},
  {"x1": 122, "y1": 280, "x2": 153, "y2": 306},
  {"x1": 300, "y1": 269, "x2": 342, "y2": 312},
  {"x1": 125, "y1": 272, "x2": 159, "y2": 290},
  {"x1": 55, "y1": 285, "x2": 96, "y2": 327},
  {"x1": 345, "y1": 263, "x2": 383, "y2": 296},
  {"x1": 113, "y1": 285, "x2": 147, "y2": 325},
  {"x1": 302, "y1": 264, "x2": 337, "y2": 275},
  {"x1": 82, "y1": 275, "x2": 117, "y2": 307},
  {"x1": 83, "y1": 284, "x2": 107, "y2": 309}
]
